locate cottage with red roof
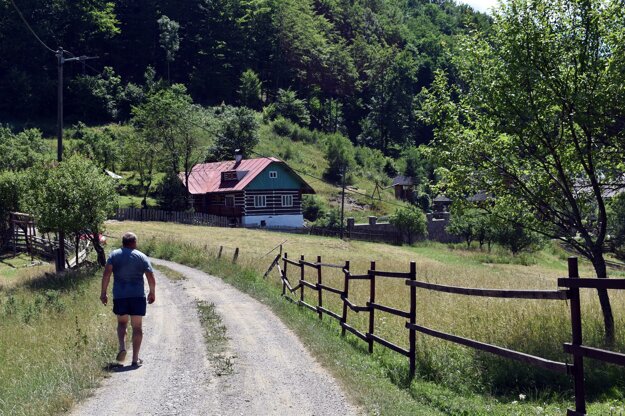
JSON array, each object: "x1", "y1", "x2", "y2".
[{"x1": 183, "y1": 153, "x2": 315, "y2": 228}]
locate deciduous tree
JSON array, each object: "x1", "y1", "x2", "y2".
[
  {"x1": 422, "y1": 0, "x2": 625, "y2": 342},
  {"x1": 22, "y1": 156, "x2": 117, "y2": 266}
]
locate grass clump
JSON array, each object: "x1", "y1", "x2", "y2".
[
  {"x1": 196, "y1": 301, "x2": 234, "y2": 376},
  {"x1": 0, "y1": 264, "x2": 116, "y2": 416}
]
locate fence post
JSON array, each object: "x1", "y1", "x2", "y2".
[
  {"x1": 283, "y1": 252, "x2": 288, "y2": 296},
  {"x1": 218, "y1": 246, "x2": 223, "y2": 259},
  {"x1": 317, "y1": 255, "x2": 323, "y2": 320},
  {"x1": 568, "y1": 257, "x2": 586, "y2": 415},
  {"x1": 368, "y1": 260, "x2": 376, "y2": 353},
  {"x1": 300, "y1": 255, "x2": 305, "y2": 305},
  {"x1": 232, "y1": 247, "x2": 239, "y2": 264},
  {"x1": 341, "y1": 260, "x2": 350, "y2": 336},
  {"x1": 409, "y1": 261, "x2": 417, "y2": 380}
]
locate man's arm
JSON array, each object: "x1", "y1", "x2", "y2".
[
  {"x1": 101, "y1": 264, "x2": 113, "y2": 305},
  {"x1": 146, "y1": 271, "x2": 156, "y2": 304}
]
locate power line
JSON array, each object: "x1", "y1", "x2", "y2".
[{"x1": 9, "y1": 0, "x2": 56, "y2": 53}]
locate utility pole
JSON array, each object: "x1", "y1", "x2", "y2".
[
  {"x1": 54, "y1": 47, "x2": 98, "y2": 272},
  {"x1": 339, "y1": 164, "x2": 347, "y2": 239}
]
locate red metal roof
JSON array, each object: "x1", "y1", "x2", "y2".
[{"x1": 183, "y1": 157, "x2": 284, "y2": 194}]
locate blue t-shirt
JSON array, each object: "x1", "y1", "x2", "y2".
[{"x1": 106, "y1": 248, "x2": 153, "y2": 299}]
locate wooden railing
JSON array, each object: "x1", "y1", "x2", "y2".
[{"x1": 269, "y1": 254, "x2": 625, "y2": 415}]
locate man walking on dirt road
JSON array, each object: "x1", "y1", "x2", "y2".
[{"x1": 100, "y1": 232, "x2": 156, "y2": 367}]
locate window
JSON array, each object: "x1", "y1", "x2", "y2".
[
  {"x1": 254, "y1": 195, "x2": 267, "y2": 208},
  {"x1": 281, "y1": 194, "x2": 293, "y2": 207},
  {"x1": 225, "y1": 195, "x2": 235, "y2": 207},
  {"x1": 222, "y1": 171, "x2": 238, "y2": 181},
  {"x1": 269, "y1": 171, "x2": 278, "y2": 179}
]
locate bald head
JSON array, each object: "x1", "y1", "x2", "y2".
[{"x1": 122, "y1": 232, "x2": 137, "y2": 248}]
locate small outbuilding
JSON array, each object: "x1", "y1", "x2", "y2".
[
  {"x1": 182, "y1": 155, "x2": 315, "y2": 228},
  {"x1": 432, "y1": 195, "x2": 452, "y2": 213},
  {"x1": 392, "y1": 175, "x2": 415, "y2": 201}
]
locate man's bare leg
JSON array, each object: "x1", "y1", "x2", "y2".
[
  {"x1": 117, "y1": 315, "x2": 128, "y2": 352},
  {"x1": 115, "y1": 315, "x2": 129, "y2": 362},
  {"x1": 130, "y1": 315, "x2": 143, "y2": 364}
]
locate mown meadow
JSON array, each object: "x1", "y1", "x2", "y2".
[{"x1": 106, "y1": 220, "x2": 625, "y2": 415}]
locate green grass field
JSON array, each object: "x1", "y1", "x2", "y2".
[
  {"x1": 105, "y1": 221, "x2": 625, "y2": 415},
  {"x1": 0, "y1": 260, "x2": 116, "y2": 416}
]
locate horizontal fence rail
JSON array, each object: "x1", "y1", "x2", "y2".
[
  {"x1": 268, "y1": 254, "x2": 625, "y2": 415},
  {"x1": 406, "y1": 280, "x2": 570, "y2": 300},
  {"x1": 407, "y1": 323, "x2": 570, "y2": 374}
]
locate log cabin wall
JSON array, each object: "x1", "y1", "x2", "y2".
[{"x1": 244, "y1": 190, "x2": 302, "y2": 216}]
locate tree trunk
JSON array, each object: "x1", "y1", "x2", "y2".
[
  {"x1": 90, "y1": 235, "x2": 106, "y2": 267},
  {"x1": 75, "y1": 235, "x2": 80, "y2": 267},
  {"x1": 592, "y1": 252, "x2": 615, "y2": 345}
]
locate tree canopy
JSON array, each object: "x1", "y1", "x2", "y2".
[
  {"x1": 1, "y1": 0, "x2": 489, "y2": 152},
  {"x1": 422, "y1": 0, "x2": 625, "y2": 342},
  {"x1": 22, "y1": 155, "x2": 118, "y2": 265}
]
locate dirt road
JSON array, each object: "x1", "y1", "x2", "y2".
[{"x1": 71, "y1": 259, "x2": 358, "y2": 416}]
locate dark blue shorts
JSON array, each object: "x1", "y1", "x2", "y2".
[{"x1": 113, "y1": 297, "x2": 147, "y2": 316}]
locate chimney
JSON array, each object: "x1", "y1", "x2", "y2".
[{"x1": 234, "y1": 149, "x2": 243, "y2": 165}]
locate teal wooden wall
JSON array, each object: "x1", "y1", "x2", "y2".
[{"x1": 245, "y1": 163, "x2": 305, "y2": 190}]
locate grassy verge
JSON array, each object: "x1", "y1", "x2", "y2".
[
  {"x1": 139, "y1": 237, "x2": 625, "y2": 415},
  {"x1": 153, "y1": 264, "x2": 186, "y2": 281},
  {"x1": 0, "y1": 264, "x2": 116, "y2": 416},
  {"x1": 196, "y1": 301, "x2": 234, "y2": 376}
]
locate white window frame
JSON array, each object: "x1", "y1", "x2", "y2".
[
  {"x1": 281, "y1": 194, "x2": 293, "y2": 207},
  {"x1": 254, "y1": 195, "x2": 267, "y2": 208},
  {"x1": 269, "y1": 170, "x2": 278, "y2": 179}
]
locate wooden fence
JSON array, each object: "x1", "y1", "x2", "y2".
[
  {"x1": 8, "y1": 234, "x2": 57, "y2": 260},
  {"x1": 114, "y1": 208, "x2": 232, "y2": 227},
  {"x1": 268, "y1": 254, "x2": 625, "y2": 415}
]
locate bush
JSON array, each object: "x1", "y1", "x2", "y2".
[
  {"x1": 263, "y1": 89, "x2": 310, "y2": 126},
  {"x1": 390, "y1": 206, "x2": 427, "y2": 244},
  {"x1": 313, "y1": 208, "x2": 342, "y2": 230},
  {"x1": 211, "y1": 106, "x2": 260, "y2": 159},
  {"x1": 302, "y1": 195, "x2": 325, "y2": 222},
  {"x1": 156, "y1": 171, "x2": 190, "y2": 211},
  {"x1": 446, "y1": 208, "x2": 493, "y2": 249},
  {"x1": 271, "y1": 117, "x2": 319, "y2": 144},
  {"x1": 272, "y1": 117, "x2": 295, "y2": 137},
  {"x1": 69, "y1": 122, "x2": 121, "y2": 171},
  {"x1": 0, "y1": 126, "x2": 48, "y2": 171},
  {"x1": 324, "y1": 133, "x2": 356, "y2": 183},
  {"x1": 238, "y1": 69, "x2": 262, "y2": 109},
  {"x1": 0, "y1": 171, "x2": 23, "y2": 245},
  {"x1": 491, "y1": 219, "x2": 544, "y2": 255}
]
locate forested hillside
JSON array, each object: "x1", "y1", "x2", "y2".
[{"x1": 0, "y1": 0, "x2": 489, "y2": 150}]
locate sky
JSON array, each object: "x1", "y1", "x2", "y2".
[{"x1": 461, "y1": 0, "x2": 499, "y2": 13}]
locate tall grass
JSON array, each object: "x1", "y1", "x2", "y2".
[
  {"x1": 136, "y1": 233, "x2": 625, "y2": 415},
  {"x1": 0, "y1": 266, "x2": 116, "y2": 416}
]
